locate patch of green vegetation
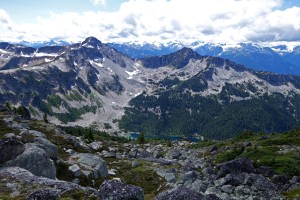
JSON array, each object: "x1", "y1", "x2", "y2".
[
  {"x1": 28, "y1": 106, "x2": 40, "y2": 117},
  {"x1": 258, "y1": 129, "x2": 300, "y2": 146},
  {"x1": 62, "y1": 126, "x2": 130, "y2": 143},
  {"x1": 89, "y1": 93, "x2": 102, "y2": 107},
  {"x1": 103, "y1": 123, "x2": 112, "y2": 130},
  {"x1": 215, "y1": 146, "x2": 245, "y2": 163},
  {"x1": 232, "y1": 130, "x2": 262, "y2": 142},
  {"x1": 215, "y1": 143, "x2": 300, "y2": 177},
  {"x1": 189, "y1": 139, "x2": 219, "y2": 148},
  {"x1": 283, "y1": 189, "x2": 300, "y2": 200},
  {"x1": 65, "y1": 90, "x2": 84, "y2": 102},
  {"x1": 111, "y1": 160, "x2": 168, "y2": 200},
  {"x1": 55, "y1": 105, "x2": 97, "y2": 123},
  {"x1": 0, "y1": 119, "x2": 19, "y2": 139},
  {"x1": 120, "y1": 87, "x2": 300, "y2": 139},
  {"x1": 60, "y1": 189, "x2": 98, "y2": 200},
  {"x1": 47, "y1": 94, "x2": 63, "y2": 108}
]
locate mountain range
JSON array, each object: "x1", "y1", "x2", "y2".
[
  {"x1": 1, "y1": 37, "x2": 300, "y2": 139},
  {"x1": 108, "y1": 41, "x2": 300, "y2": 75},
  {"x1": 16, "y1": 39, "x2": 300, "y2": 75}
]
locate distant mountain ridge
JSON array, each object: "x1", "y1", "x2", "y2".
[
  {"x1": 1, "y1": 37, "x2": 300, "y2": 139},
  {"x1": 108, "y1": 41, "x2": 300, "y2": 75}
]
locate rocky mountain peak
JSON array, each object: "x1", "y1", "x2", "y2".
[
  {"x1": 141, "y1": 47, "x2": 202, "y2": 69},
  {"x1": 81, "y1": 36, "x2": 102, "y2": 48}
]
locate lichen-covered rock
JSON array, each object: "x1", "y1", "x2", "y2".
[
  {"x1": 153, "y1": 150, "x2": 163, "y2": 159},
  {"x1": 69, "y1": 153, "x2": 108, "y2": 178},
  {"x1": 256, "y1": 166, "x2": 275, "y2": 177},
  {"x1": 20, "y1": 130, "x2": 46, "y2": 143},
  {"x1": 155, "y1": 186, "x2": 204, "y2": 200},
  {"x1": 137, "y1": 150, "x2": 153, "y2": 158},
  {"x1": 217, "y1": 157, "x2": 254, "y2": 178},
  {"x1": 0, "y1": 138, "x2": 25, "y2": 164},
  {"x1": 4, "y1": 144, "x2": 56, "y2": 179},
  {"x1": 0, "y1": 167, "x2": 98, "y2": 198},
  {"x1": 273, "y1": 174, "x2": 289, "y2": 184},
  {"x1": 68, "y1": 164, "x2": 81, "y2": 177},
  {"x1": 26, "y1": 188, "x2": 60, "y2": 200},
  {"x1": 99, "y1": 180, "x2": 144, "y2": 200},
  {"x1": 88, "y1": 141, "x2": 102, "y2": 151},
  {"x1": 34, "y1": 138, "x2": 58, "y2": 160},
  {"x1": 167, "y1": 149, "x2": 182, "y2": 159}
]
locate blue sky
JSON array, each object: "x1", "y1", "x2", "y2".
[
  {"x1": 1, "y1": 0, "x2": 300, "y2": 45},
  {"x1": 0, "y1": 0, "x2": 126, "y2": 23}
]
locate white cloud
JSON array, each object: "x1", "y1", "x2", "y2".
[
  {"x1": 0, "y1": 9, "x2": 14, "y2": 30},
  {"x1": 1, "y1": 0, "x2": 300, "y2": 44},
  {"x1": 91, "y1": 0, "x2": 106, "y2": 6}
]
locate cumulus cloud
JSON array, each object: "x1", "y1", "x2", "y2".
[
  {"x1": 1, "y1": 0, "x2": 300, "y2": 44},
  {"x1": 0, "y1": 9, "x2": 14, "y2": 30}
]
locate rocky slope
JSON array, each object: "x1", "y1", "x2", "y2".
[
  {"x1": 0, "y1": 107, "x2": 299, "y2": 199},
  {"x1": 0, "y1": 37, "x2": 145, "y2": 130},
  {"x1": 120, "y1": 49, "x2": 300, "y2": 139},
  {"x1": 1, "y1": 37, "x2": 300, "y2": 138}
]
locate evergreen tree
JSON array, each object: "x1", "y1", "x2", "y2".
[
  {"x1": 43, "y1": 113, "x2": 49, "y2": 123},
  {"x1": 137, "y1": 132, "x2": 145, "y2": 144}
]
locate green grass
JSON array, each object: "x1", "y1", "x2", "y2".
[
  {"x1": 109, "y1": 160, "x2": 168, "y2": 200},
  {"x1": 283, "y1": 189, "x2": 300, "y2": 200},
  {"x1": 189, "y1": 140, "x2": 219, "y2": 148},
  {"x1": 47, "y1": 94, "x2": 63, "y2": 108},
  {"x1": 66, "y1": 90, "x2": 84, "y2": 102},
  {"x1": 215, "y1": 145, "x2": 300, "y2": 177},
  {"x1": 0, "y1": 119, "x2": 19, "y2": 139},
  {"x1": 215, "y1": 146, "x2": 245, "y2": 163}
]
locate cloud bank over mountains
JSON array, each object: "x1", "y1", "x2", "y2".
[{"x1": 0, "y1": 0, "x2": 300, "y2": 44}]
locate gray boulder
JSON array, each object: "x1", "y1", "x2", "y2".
[
  {"x1": 88, "y1": 141, "x2": 102, "y2": 151},
  {"x1": 68, "y1": 164, "x2": 81, "y2": 177},
  {"x1": 99, "y1": 180, "x2": 144, "y2": 200},
  {"x1": 217, "y1": 157, "x2": 254, "y2": 178},
  {"x1": 132, "y1": 161, "x2": 141, "y2": 168},
  {"x1": 33, "y1": 138, "x2": 58, "y2": 160},
  {"x1": 115, "y1": 152, "x2": 123, "y2": 159},
  {"x1": 26, "y1": 188, "x2": 60, "y2": 200},
  {"x1": 128, "y1": 148, "x2": 138, "y2": 158},
  {"x1": 290, "y1": 176, "x2": 299, "y2": 184},
  {"x1": 167, "y1": 149, "x2": 182, "y2": 159},
  {"x1": 244, "y1": 174, "x2": 276, "y2": 191},
  {"x1": 4, "y1": 144, "x2": 56, "y2": 179},
  {"x1": 69, "y1": 153, "x2": 108, "y2": 178},
  {"x1": 4, "y1": 133, "x2": 16, "y2": 139},
  {"x1": 20, "y1": 130, "x2": 46, "y2": 143},
  {"x1": 155, "y1": 186, "x2": 204, "y2": 200},
  {"x1": 0, "y1": 138, "x2": 25, "y2": 164},
  {"x1": 0, "y1": 167, "x2": 99, "y2": 198},
  {"x1": 256, "y1": 166, "x2": 275, "y2": 177},
  {"x1": 205, "y1": 194, "x2": 222, "y2": 200},
  {"x1": 183, "y1": 162, "x2": 196, "y2": 172},
  {"x1": 153, "y1": 150, "x2": 163, "y2": 159},
  {"x1": 103, "y1": 151, "x2": 116, "y2": 158},
  {"x1": 273, "y1": 174, "x2": 289, "y2": 184},
  {"x1": 216, "y1": 173, "x2": 245, "y2": 187},
  {"x1": 138, "y1": 150, "x2": 153, "y2": 158}
]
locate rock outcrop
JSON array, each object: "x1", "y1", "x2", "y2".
[
  {"x1": 0, "y1": 138, "x2": 25, "y2": 164},
  {"x1": 99, "y1": 180, "x2": 144, "y2": 200},
  {"x1": 69, "y1": 153, "x2": 108, "y2": 178},
  {"x1": 4, "y1": 143, "x2": 56, "y2": 179},
  {"x1": 155, "y1": 186, "x2": 204, "y2": 200}
]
